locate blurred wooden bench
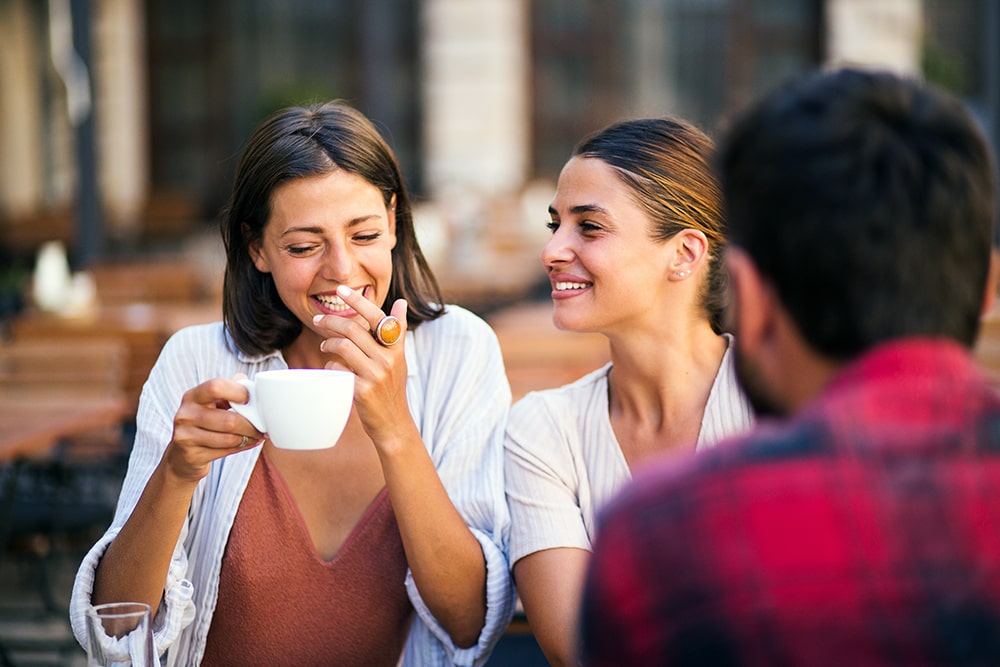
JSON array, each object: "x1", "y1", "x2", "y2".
[
  {"x1": 0, "y1": 338, "x2": 125, "y2": 396},
  {"x1": 9, "y1": 300, "x2": 220, "y2": 415},
  {"x1": 488, "y1": 301, "x2": 609, "y2": 401},
  {"x1": 90, "y1": 257, "x2": 206, "y2": 304}
]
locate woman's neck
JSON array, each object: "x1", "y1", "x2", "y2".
[
  {"x1": 605, "y1": 322, "x2": 728, "y2": 466},
  {"x1": 282, "y1": 329, "x2": 339, "y2": 370}
]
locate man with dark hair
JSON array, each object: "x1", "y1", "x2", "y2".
[{"x1": 579, "y1": 67, "x2": 1000, "y2": 666}]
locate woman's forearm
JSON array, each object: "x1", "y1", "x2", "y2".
[
  {"x1": 514, "y1": 548, "x2": 591, "y2": 667},
  {"x1": 92, "y1": 461, "x2": 198, "y2": 616},
  {"x1": 377, "y1": 425, "x2": 488, "y2": 648}
]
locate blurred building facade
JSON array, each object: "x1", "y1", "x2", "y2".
[{"x1": 0, "y1": 0, "x2": 996, "y2": 269}]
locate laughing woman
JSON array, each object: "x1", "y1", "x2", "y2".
[
  {"x1": 70, "y1": 101, "x2": 515, "y2": 666},
  {"x1": 504, "y1": 117, "x2": 755, "y2": 666}
]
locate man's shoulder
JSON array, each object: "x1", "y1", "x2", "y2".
[{"x1": 600, "y1": 385, "x2": 1000, "y2": 536}]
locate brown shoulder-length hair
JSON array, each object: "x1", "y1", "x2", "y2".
[
  {"x1": 573, "y1": 117, "x2": 729, "y2": 333},
  {"x1": 220, "y1": 101, "x2": 444, "y2": 356}
]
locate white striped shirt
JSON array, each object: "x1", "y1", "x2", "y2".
[
  {"x1": 505, "y1": 334, "x2": 755, "y2": 564},
  {"x1": 69, "y1": 305, "x2": 515, "y2": 666}
]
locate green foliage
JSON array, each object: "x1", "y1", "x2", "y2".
[
  {"x1": 255, "y1": 82, "x2": 342, "y2": 122},
  {"x1": 922, "y1": 37, "x2": 968, "y2": 97}
]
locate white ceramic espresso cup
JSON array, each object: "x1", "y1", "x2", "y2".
[{"x1": 231, "y1": 369, "x2": 355, "y2": 450}]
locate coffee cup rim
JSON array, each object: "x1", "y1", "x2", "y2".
[{"x1": 255, "y1": 368, "x2": 354, "y2": 380}]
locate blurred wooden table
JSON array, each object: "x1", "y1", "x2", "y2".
[{"x1": 0, "y1": 393, "x2": 128, "y2": 464}]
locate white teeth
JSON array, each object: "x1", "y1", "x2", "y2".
[
  {"x1": 554, "y1": 281, "x2": 591, "y2": 291},
  {"x1": 316, "y1": 294, "x2": 349, "y2": 310}
]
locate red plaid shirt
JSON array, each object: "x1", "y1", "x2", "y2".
[{"x1": 581, "y1": 339, "x2": 1000, "y2": 667}]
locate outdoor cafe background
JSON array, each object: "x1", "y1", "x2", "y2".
[{"x1": 0, "y1": 0, "x2": 998, "y2": 665}]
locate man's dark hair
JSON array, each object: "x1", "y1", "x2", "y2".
[{"x1": 719, "y1": 67, "x2": 997, "y2": 357}]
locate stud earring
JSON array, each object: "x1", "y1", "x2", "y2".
[{"x1": 674, "y1": 269, "x2": 691, "y2": 279}]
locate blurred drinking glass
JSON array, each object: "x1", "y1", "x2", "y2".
[{"x1": 85, "y1": 602, "x2": 155, "y2": 666}]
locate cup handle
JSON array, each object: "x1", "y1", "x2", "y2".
[{"x1": 230, "y1": 378, "x2": 266, "y2": 432}]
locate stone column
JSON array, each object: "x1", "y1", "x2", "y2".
[
  {"x1": 420, "y1": 0, "x2": 530, "y2": 199},
  {"x1": 825, "y1": 0, "x2": 923, "y2": 75},
  {"x1": 0, "y1": 0, "x2": 44, "y2": 219},
  {"x1": 94, "y1": 0, "x2": 148, "y2": 240}
]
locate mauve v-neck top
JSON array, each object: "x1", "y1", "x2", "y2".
[{"x1": 201, "y1": 453, "x2": 413, "y2": 666}]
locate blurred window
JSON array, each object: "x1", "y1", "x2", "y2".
[
  {"x1": 530, "y1": 0, "x2": 822, "y2": 180},
  {"x1": 145, "y1": 0, "x2": 421, "y2": 215},
  {"x1": 922, "y1": 0, "x2": 998, "y2": 150}
]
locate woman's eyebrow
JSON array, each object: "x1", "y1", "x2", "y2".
[
  {"x1": 548, "y1": 203, "x2": 611, "y2": 217},
  {"x1": 278, "y1": 214, "x2": 382, "y2": 237}
]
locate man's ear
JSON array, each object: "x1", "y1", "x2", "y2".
[
  {"x1": 725, "y1": 246, "x2": 775, "y2": 354},
  {"x1": 981, "y1": 247, "x2": 1000, "y2": 318}
]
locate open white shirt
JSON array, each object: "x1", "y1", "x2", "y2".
[
  {"x1": 505, "y1": 333, "x2": 755, "y2": 564},
  {"x1": 70, "y1": 305, "x2": 515, "y2": 667}
]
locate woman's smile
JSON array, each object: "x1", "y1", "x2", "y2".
[{"x1": 313, "y1": 285, "x2": 373, "y2": 316}]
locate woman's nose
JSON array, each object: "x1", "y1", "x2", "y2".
[
  {"x1": 541, "y1": 229, "x2": 573, "y2": 266},
  {"x1": 322, "y1": 245, "x2": 354, "y2": 281}
]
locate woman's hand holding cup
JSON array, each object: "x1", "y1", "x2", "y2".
[{"x1": 166, "y1": 377, "x2": 265, "y2": 482}]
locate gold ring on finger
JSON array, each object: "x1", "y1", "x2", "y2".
[{"x1": 374, "y1": 315, "x2": 402, "y2": 346}]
